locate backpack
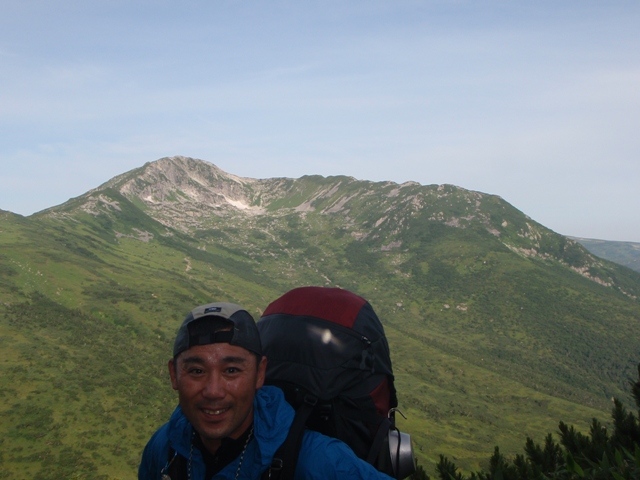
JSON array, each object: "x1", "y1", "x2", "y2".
[{"x1": 257, "y1": 286, "x2": 415, "y2": 479}]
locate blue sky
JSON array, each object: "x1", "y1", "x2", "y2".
[{"x1": 1, "y1": 1, "x2": 639, "y2": 242}]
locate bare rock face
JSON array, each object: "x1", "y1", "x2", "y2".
[
  {"x1": 98, "y1": 156, "x2": 268, "y2": 230},
  {"x1": 117, "y1": 157, "x2": 251, "y2": 205}
]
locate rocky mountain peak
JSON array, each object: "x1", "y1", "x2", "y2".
[
  {"x1": 94, "y1": 156, "x2": 268, "y2": 230},
  {"x1": 107, "y1": 156, "x2": 256, "y2": 206}
]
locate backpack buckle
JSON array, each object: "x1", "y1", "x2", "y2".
[
  {"x1": 303, "y1": 393, "x2": 318, "y2": 407},
  {"x1": 266, "y1": 458, "x2": 283, "y2": 480},
  {"x1": 270, "y1": 458, "x2": 283, "y2": 471}
]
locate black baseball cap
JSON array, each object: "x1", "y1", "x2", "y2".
[{"x1": 173, "y1": 302, "x2": 262, "y2": 358}]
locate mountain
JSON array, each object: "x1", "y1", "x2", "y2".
[
  {"x1": 571, "y1": 237, "x2": 640, "y2": 273},
  {"x1": 1, "y1": 156, "x2": 639, "y2": 479}
]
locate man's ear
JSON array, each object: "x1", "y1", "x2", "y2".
[
  {"x1": 168, "y1": 358, "x2": 179, "y2": 390},
  {"x1": 255, "y1": 356, "x2": 267, "y2": 390}
]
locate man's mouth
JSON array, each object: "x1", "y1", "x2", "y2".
[{"x1": 203, "y1": 407, "x2": 229, "y2": 416}]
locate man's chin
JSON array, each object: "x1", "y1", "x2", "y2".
[
  {"x1": 194, "y1": 422, "x2": 232, "y2": 449},
  {"x1": 197, "y1": 417, "x2": 231, "y2": 438}
]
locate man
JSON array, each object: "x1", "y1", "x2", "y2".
[{"x1": 138, "y1": 302, "x2": 393, "y2": 480}]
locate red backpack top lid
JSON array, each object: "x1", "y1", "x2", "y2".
[{"x1": 259, "y1": 286, "x2": 396, "y2": 403}]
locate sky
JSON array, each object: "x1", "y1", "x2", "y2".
[{"x1": 1, "y1": 1, "x2": 639, "y2": 242}]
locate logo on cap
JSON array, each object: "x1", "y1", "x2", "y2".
[{"x1": 204, "y1": 306, "x2": 223, "y2": 314}]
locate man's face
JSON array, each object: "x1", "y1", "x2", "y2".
[{"x1": 168, "y1": 342, "x2": 266, "y2": 454}]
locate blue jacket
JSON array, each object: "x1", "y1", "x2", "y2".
[{"x1": 139, "y1": 385, "x2": 393, "y2": 480}]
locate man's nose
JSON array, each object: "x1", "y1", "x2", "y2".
[{"x1": 201, "y1": 372, "x2": 225, "y2": 399}]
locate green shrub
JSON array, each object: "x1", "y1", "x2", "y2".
[{"x1": 436, "y1": 363, "x2": 640, "y2": 480}]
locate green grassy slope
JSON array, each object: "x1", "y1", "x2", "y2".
[{"x1": 0, "y1": 210, "x2": 281, "y2": 479}]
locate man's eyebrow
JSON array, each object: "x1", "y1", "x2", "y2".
[
  {"x1": 180, "y1": 356, "x2": 205, "y2": 365},
  {"x1": 221, "y1": 356, "x2": 248, "y2": 364}
]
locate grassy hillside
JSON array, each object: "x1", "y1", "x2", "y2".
[
  {"x1": 0, "y1": 210, "x2": 276, "y2": 479},
  {"x1": 1, "y1": 161, "x2": 639, "y2": 479}
]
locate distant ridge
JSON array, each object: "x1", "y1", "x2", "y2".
[
  {"x1": 572, "y1": 236, "x2": 640, "y2": 273},
  {"x1": 38, "y1": 156, "x2": 632, "y2": 294}
]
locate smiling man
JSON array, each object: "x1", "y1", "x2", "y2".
[{"x1": 138, "y1": 302, "x2": 394, "y2": 480}]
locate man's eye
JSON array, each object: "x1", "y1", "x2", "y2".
[
  {"x1": 226, "y1": 367, "x2": 240, "y2": 374},
  {"x1": 188, "y1": 368, "x2": 204, "y2": 375}
]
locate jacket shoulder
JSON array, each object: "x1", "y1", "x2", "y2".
[
  {"x1": 138, "y1": 422, "x2": 172, "y2": 480},
  {"x1": 295, "y1": 431, "x2": 393, "y2": 480}
]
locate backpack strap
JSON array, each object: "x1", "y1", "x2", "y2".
[
  {"x1": 366, "y1": 416, "x2": 392, "y2": 465},
  {"x1": 263, "y1": 394, "x2": 317, "y2": 480},
  {"x1": 162, "y1": 446, "x2": 189, "y2": 480}
]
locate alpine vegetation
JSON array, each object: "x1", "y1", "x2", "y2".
[{"x1": 1, "y1": 156, "x2": 639, "y2": 478}]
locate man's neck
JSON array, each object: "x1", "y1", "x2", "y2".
[
  {"x1": 199, "y1": 427, "x2": 248, "y2": 456},
  {"x1": 193, "y1": 425, "x2": 254, "y2": 478}
]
